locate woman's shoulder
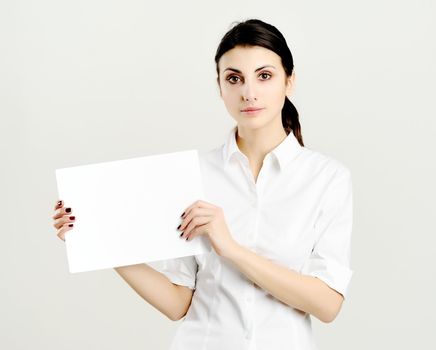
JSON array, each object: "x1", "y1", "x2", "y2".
[{"x1": 300, "y1": 146, "x2": 352, "y2": 179}]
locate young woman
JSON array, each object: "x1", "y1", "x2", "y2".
[{"x1": 52, "y1": 18, "x2": 353, "y2": 350}]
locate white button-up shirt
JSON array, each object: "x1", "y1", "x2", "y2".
[{"x1": 151, "y1": 125, "x2": 354, "y2": 350}]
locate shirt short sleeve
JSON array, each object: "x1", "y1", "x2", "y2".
[
  {"x1": 148, "y1": 255, "x2": 198, "y2": 290},
  {"x1": 300, "y1": 165, "x2": 354, "y2": 300}
]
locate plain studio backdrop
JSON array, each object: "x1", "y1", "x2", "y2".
[{"x1": 1, "y1": 0, "x2": 435, "y2": 349}]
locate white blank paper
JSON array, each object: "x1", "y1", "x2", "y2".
[{"x1": 55, "y1": 149, "x2": 211, "y2": 273}]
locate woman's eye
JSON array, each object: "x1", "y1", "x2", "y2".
[
  {"x1": 227, "y1": 75, "x2": 240, "y2": 84},
  {"x1": 226, "y1": 72, "x2": 271, "y2": 84}
]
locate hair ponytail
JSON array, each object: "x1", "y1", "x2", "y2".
[{"x1": 282, "y1": 96, "x2": 304, "y2": 146}]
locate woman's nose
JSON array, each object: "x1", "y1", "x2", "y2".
[{"x1": 242, "y1": 82, "x2": 257, "y2": 101}]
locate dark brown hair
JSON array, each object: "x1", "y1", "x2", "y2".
[{"x1": 214, "y1": 18, "x2": 304, "y2": 146}]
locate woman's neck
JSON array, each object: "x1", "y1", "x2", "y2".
[{"x1": 236, "y1": 122, "x2": 287, "y2": 165}]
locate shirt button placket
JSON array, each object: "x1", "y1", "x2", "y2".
[
  {"x1": 244, "y1": 284, "x2": 255, "y2": 345},
  {"x1": 249, "y1": 188, "x2": 257, "y2": 208},
  {"x1": 247, "y1": 184, "x2": 259, "y2": 250},
  {"x1": 245, "y1": 326, "x2": 256, "y2": 350},
  {"x1": 245, "y1": 290, "x2": 254, "y2": 306},
  {"x1": 246, "y1": 172, "x2": 259, "y2": 349},
  {"x1": 245, "y1": 327, "x2": 253, "y2": 340}
]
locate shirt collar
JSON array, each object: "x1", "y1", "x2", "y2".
[{"x1": 222, "y1": 125, "x2": 303, "y2": 171}]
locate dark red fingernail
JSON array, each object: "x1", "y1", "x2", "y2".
[
  {"x1": 68, "y1": 224, "x2": 74, "y2": 227},
  {"x1": 177, "y1": 224, "x2": 181, "y2": 230},
  {"x1": 181, "y1": 212, "x2": 185, "y2": 218},
  {"x1": 57, "y1": 200, "x2": 63, "y2": 207},
  {"x1": 69, "y1": 216, "x2": 75, "y2": 220},
  {"x1": 65, "y1": 208, "x2": 71, "y2": 213},
  {"x1": 180, "y1": 232, "x2": 183, "y2": 237}
]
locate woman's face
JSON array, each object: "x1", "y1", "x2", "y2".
[{"x1": 217, "y1": 45, "x2": 294, "y2": 132}]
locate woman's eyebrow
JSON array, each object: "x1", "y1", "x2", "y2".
[{"x1": 223, "y1": 65, "x2": 276, "y2": 73}]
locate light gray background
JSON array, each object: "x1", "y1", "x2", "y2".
[{"x1": 1, "y1": 0, "x2": 435, "y2": 349}]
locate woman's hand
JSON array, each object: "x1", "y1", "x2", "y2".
[
  {"x1": 178, "y1": 200, "x2": 238, "y2": 257},
  {"x1": 52, "y1": 200, "x2": 76, "y2": 241}
]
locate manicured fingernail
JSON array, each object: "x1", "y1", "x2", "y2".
[
  {"x1": 180, "y1": 232, "x2": 183, "y2": 237},
  {"x1": 185, "y1": 237, "x2": 189, "y2": 241},
  {"x1": 68, "y1": 224, "x2": 74, "y2": 227},
  {"x1": 181, "y1": 212, "x2": 185, "y2": 218},
  {"x1": 65, "y1": 208, "x2": 71, "y2": 213},
  {"x1": 57, "y1": 200, "x2": 63, "y2": 207},
  {"x1": 69, "y1": 216, "x2": 75, "y2": 220},
  {"x1": 177, "y1": 224, "x2": 181, "y2": 230}
]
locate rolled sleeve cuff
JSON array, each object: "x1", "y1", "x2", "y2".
[
  {"x1": 300, "y1": 257, "x2": 353, "y2": 299},
  {"x1": 148, "y1": 257, "x2": 197, "y2": 290}
]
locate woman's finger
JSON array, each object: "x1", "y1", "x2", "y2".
[
  {"x1": 179, "y1": 207, "x2": 212, "y2": 230},
  {"x1": 182, "y1": 216, "x2": 211, "y2": 240},
  {"x1": 54, "y1": 200, "x2": 63, "y2": 210},
  {"x1": 52, "y1": 206, "x2": 72, "y2": 220},
  {"x1": 181, "y1": 200, "x2": 216, "y2": 219},
  {"x1": 57, "y1": 222, "x2": 74, "y2": 242},
  {"x1": 53, "y1": 214, "x2": 76, "y2": 230}
]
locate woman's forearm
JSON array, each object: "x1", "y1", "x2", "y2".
[
  {"x1": 114, "y1": 263, "x2": 193, "y2": 321},
  {"x1": 222, "y1": 243, "x2": 343, "y2": 323}
]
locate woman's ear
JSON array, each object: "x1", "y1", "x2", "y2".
[
  {"x1": 285, "y1": 71, "x2": 296, "y2": 96},
  {"x1": 216, "y1": 76, "x2": 222, "y2": 98}
]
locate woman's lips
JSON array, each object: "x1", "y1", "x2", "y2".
[{"x1": 241, "y1": 108, "x2": 264, "y2": 114}]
